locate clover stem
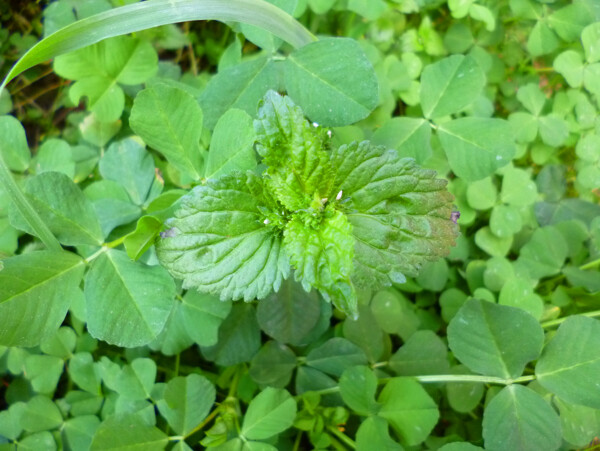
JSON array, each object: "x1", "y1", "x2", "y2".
[
  {"x1": 327, "y1": 426, "x2": 356, "y2": 450},
  {"x1": 541, "y1": 309, "x2": 600, "y2": 329},
  {"x1": 310, "y1": 374, "x2": 536, "y2": 398}
]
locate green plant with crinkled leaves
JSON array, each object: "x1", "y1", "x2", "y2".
[
  {"x1": 2, "y1": 1, "x2": 600, "y2": 449},
  {"x1": 156, "y1": 91, "x2": 459, "y2": 317}
]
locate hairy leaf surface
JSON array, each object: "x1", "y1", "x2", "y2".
[
  {"x1": 283, "y1": 209, "x2": 357, "y2": 316},
  {"x1": 331, "y1": 141, "x2": 458, "y2": 288},
  {"x1": 255, "y1": 90, "x2": 333, "y2": 211},
  {"x1": 157, "y1": 172, "x2": 290, "y2": 301}
]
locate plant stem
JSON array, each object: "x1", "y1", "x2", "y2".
[
  {"x1": 541, "y1": 309, "x2": 600, "y2": 328},
  {"x1": 580, "y1": 257, "x2": 600, "y2": 271},
  {"x1": 174, "y1": 353, "x2": 181, "y2": 377},
  {"x1": 327, "y1": 426, "x2": 356, "y2": 450},
  {"x1": 416, "y1": 374, "x2": 536, "y2": 384},
  {"x1": 184, "y1": 407, "x2": 221, "y2": 438},
  {"x1": 11, "y1": 67, "x2": 54, "y2": 94},
  {"x1": 292, "y1": 431, "x2": 303, "y2": 451},
  {"x1": 310, "y1": 374, "x2": 536, "y2": 397},
  {"x1": 0, "y1": 152, "x2": 62, "y2": 251},
  {"x1": 106, "y1": 235, "x2": 127, "y2": 248},
  {"x1": 329, "y1": 436, "x2": 349, "y2": 451},
  {"x1": 14, "y1": 80, "x2": 68, "y2": 108},
  {"x1": 371, "y1": 361, "x2": 388, "y2": 368},
  {"x1": 541, "y1": 256, "x2": 600, "y2": 288}
]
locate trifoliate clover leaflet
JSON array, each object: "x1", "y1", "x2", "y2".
[{"x1": 157, "y1": 91, "x2": 459, "y2": 318}]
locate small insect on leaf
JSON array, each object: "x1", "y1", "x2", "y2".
[
  {"x1": 160, "y1": 228, "x2": 177, "y2": 238},
  {"x1": 451, "y1": 211, "x2": 460, "y2": 224}
]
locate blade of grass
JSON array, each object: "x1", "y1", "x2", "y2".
[
  {"x1": 0, "y1": 153, "x2": 62, "y2": 251},
  {"x1": 0, "y1": 0, "x2": 316, "y2": 94}
]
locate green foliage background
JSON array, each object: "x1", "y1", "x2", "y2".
[{"x1": 1, "y1": 0, "x2": 600, "y2": 450}]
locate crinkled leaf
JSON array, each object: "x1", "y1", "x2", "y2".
[
  {"x1": 284, "y1": 210, "x2": 357, "y2": 316},
  {"x1": 157, "y1": 171, "x2": 289, "y2": 301},
  {"x1": 255, "y1": 90, "x2": 332, "y2": 211},
  {"x1": 331, "y1": 141, "x2": 458, "y2": 288}
]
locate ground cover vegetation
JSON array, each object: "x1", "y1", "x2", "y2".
[{"x1": 0, "y1": 0, "x2": 599, "y2": 449}]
